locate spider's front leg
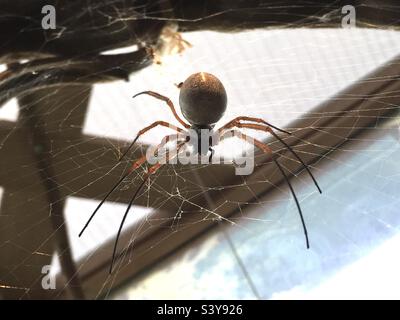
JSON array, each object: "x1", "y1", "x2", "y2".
[
  {"x1": 132, "y1": 91, "x2": 190, "y2": 129},
  {"x1": 120, "y1": 89, "x2": 191, "y2": 162}
]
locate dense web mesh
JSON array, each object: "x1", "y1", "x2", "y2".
[{"x1": 1, "y1": 1, "x2": 400, "y2": 299}]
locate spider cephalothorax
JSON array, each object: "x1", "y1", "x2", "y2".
[{"x1": 79, "y1": 72, "x2": 322, "y2": 273}]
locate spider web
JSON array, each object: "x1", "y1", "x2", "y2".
[{"x1": 1, "y1": 2, "x2": 400, "y2": 300}]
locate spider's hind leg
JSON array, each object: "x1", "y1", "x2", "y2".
[
  {"x1": 109, "y1": 141, "x2": 188, "y2": 273},
  {"x1": 273, "y1": 157, "x2": 309, "y2": 249}
]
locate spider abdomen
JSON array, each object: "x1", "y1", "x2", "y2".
[{"x1": 179, "y1": 72, "x2": 227, "y2": 126}]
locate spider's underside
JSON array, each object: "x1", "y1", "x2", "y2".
[{"x1": 79, "y1": 72, "x2": 322, "y2": 274}]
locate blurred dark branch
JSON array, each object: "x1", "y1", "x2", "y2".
[
  {"x1": 1, "y1": 0, "x2": 399, "y2": 59},
  {"x1": 5, "y1": 48, "x2": 153, "y2": 78},
  {"x1": 0, "y1": 1, "x2": 164, "y2": 59},
  {"x1": 0, "y1": 48, "x2": 152, "y2": 106}
]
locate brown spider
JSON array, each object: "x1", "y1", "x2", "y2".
[{"x1": 79, "y1": 72, "x2": 322, "y2": 273}]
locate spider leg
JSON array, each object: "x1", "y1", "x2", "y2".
[
  {"x1": 119, "y1": 120, "x2": 185, "y2": 162},
  {"x1": 79, "y1": 134, "x2": 183, "y2": 237},
  {"x1": 219, "y1": 129, "x2": 309, "y2": 248},
  {"x1": 219, "y1": 121, "x2": 322, "y2": 194},
  {"x1": 219, "y1": 116, "x2": 291, "y2": 135},
  {"x1": 109, "y1": 175, "x2": 148, "y2": 274},
  {"x1": 109, "y1": 142, "x2": 188, "y2": 273},
  {"x1": 132, "y1": 91, "x2": 190, "y2": 128},
  {"x1": 274, "y1": 158, "x2": 309, "y2": 248},
  {"x1": 78, "y1": 171, "x2": 132, "y2": 237}
]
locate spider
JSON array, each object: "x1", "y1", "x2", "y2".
[{"x1": 79, "y1": 72, "x2": 322, "y2": 273}]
